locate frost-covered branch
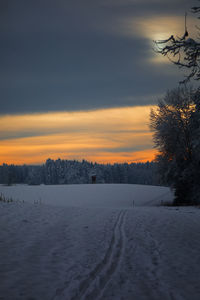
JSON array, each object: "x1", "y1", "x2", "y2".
[{"x1": 154, "y1": 5, "x2": 200, "y2": 83}]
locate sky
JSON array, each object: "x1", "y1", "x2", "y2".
[{"x1": 0, "y1": 0, "x2": 198, "y2": 165}]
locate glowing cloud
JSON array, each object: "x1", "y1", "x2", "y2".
[
  {"x1": 109, "y1": 14, "x2": 197, "y2": 64},
  {"x1": 0, "y1": 106, "x2": 157, "y2": 165}
]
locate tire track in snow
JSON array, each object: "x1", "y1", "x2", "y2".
[{"x1": 71, "y1": 209, "x2": 127, "y2": 300}]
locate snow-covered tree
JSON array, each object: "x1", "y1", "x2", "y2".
[
  {"x1": 150, "y1": 87, "x2": 200, "y2": 204},
  {"x1": 0, "y1": 160, "x2": 160, "y2": 186}
]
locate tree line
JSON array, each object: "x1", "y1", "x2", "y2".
[{"x1": 0, "y1": 159, "x2": 159, "y2": 186}]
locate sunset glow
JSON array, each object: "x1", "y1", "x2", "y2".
[
  {"x1": 1, "y1": 0, "x2": 195, "y2": 166},
  {"x1": 0, "y1": 106, "x2": 156, "y2": 165}
]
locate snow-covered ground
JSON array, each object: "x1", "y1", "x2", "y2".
[
  {"x1": 0, "y1": 184, "x2": 200, "y2": 300},
  {"x1": 0, "y1": 183, "x2": 173, "y2": 207}
]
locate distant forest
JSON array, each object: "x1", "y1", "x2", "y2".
[{"x1": 0, "y1": 159, "x2": 161, "y2": 186}]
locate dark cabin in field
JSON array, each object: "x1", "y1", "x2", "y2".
[
  {"x1": 91, "y1": 174, "x2": 96, "y2": 184},
  {"x1": 90, "y1": 170, "x2": 97, "y2": 184}
]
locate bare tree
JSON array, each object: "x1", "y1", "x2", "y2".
[{"x1": 154, "y1": 4, "x2": 200, "y2": 83}]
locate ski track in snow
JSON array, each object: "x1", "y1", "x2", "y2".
[
  {"x1": 1, "y1": 184, "x2": 200, "y2": 300},
  {"x1": 53, "y1": 210, "x2": 127, "y2": 300}
]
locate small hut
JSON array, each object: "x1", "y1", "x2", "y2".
[{"x1": 90, "y1": 170, "x2": 97, "y2": 184}]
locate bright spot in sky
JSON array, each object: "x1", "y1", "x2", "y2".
[{"x1": 114, "y1": 14, "x2": 197, "y2": 64}]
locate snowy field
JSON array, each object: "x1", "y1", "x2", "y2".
[{"x1": 0, "y1": 184, "x2": 200, "y2": 300}]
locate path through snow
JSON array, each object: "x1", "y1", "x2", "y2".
[{"x1": 0, "y1": 184, "x2": 200, "y2": 300}]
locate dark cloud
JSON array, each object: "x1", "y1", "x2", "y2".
[{"x1": 0, "y1": 0, "x2": 198, "y2": 114}]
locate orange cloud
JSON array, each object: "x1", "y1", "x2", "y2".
[{"x1": 0, "y1": 106, "x2": 156, "y2": 165}]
